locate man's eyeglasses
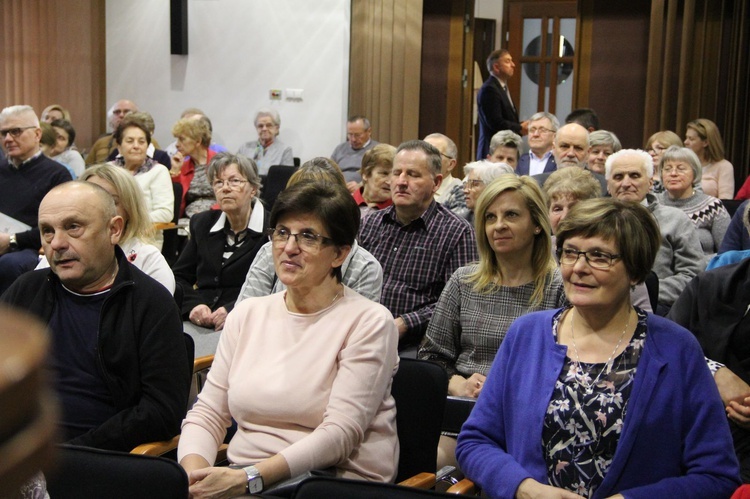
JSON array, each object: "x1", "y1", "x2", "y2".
[
  {"x1": 267, "y1": 227, "x2": 334, "y2": 251},
  {"x1": 212, "y1": 178, "x2": 248, "y2": 190},
  {"x1": 440, "y1": 153, "x2": 454, "y2": 161},
  {"x1": 557, "y1": 247, "x2": 621, "y2": 270},
  {"x1": 528, "y1": 127, "x2": 553, "y2": 135},
  {"x1": 0, "y1": 126, "x2": 36, "y2": 138}
]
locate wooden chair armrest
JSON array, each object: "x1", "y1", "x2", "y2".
[
  {"x1": 131, "y1": 435, "x2": 180, "y2": 456},
  {"x1": 446, "y1": 478, "x2": 476, "y2": 495},
  {"x1": 398, "y1": 472, "x2": 436, "y2": 489},
  {"x1": 194, "y1": 354, "x2": 214, "y2": 372},
  {"x1": 154, "y1": 222, "x2": 177, "y2": 231}
]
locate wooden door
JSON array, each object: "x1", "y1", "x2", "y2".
[{"x1": 506, "y1": 1, "x2": 577, "y2": 122}]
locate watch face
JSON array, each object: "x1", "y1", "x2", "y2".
[{"x1": 247, "y1": 476, "x2": 263, "y2": 494}]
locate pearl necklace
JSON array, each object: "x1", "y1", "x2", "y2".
[{"x1": 569, "y1": 308, "x2": 632, "y2": 394}]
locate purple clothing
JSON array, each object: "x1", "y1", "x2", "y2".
[{"x1": 456, "y1": 309, "x2": 740, "y2": 499}]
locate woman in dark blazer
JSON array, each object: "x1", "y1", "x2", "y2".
[{"x1": 173, "y1": 153, "x2": 267, "y2": 330}]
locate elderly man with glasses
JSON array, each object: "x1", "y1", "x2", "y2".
[
  {"x1": 516, "y1": 112, "x2": 560, "y2": 176},
  {"x1": 0, "y1": 105, "x2": 72, "y2": 294}
]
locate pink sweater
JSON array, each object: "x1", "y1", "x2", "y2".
[{"x1": 178, "y1": 287, "x2": 400, "y2": 482}]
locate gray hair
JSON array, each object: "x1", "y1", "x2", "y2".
[
  {"x1": 424, "y1": 133, "x2": 457, "y2": 159},
  {"x1": 659, "y1": 146, "x2": 702, "y2": 187},
  {"x1": 255, "y1": 108, "x2": 281, "y2": 127},
  {"x1": 348, "y1": 115, "x2": 371, "y2": 129},
  {"x1": 528, "y1": 112, "x2": 560, "y2": 132},
  {"x1": 396, "y1": 140, "x2": 442, "y2": 177},
  {"x1": 489, "y1": 130, "x2": 523, "y2": 155},
  {"x1": 0, "y1": 105, "x2": 39, "y2": 126},
  {"x1": 589, "y1": 130, "x2": 622, "y2": 152},
  {"x1": 464, "y1": 160, "x2": 515, "y2": 184},
  {"x1": 207, "y1": 152, "x2": 262, "y2": 196},
  {"x1": 605, "y1": 149, "x2": 654, "y2": 180}
]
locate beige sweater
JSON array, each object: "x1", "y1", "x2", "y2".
[{"x1": 178, "y1": 287, "x2": 400, "y2": 481}]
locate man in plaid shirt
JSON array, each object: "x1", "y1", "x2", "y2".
[{"x1": 359, "y1": 140, "x2": 478, "y2": 351}]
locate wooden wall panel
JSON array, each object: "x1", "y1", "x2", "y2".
[
  {"x1": 349, "y1": 0, "x2": 423, "y2": 146},
  {"x1": 0, "y1": 0, "x2": 106, "y2": 152}
]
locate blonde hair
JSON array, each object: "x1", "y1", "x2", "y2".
[
  {"x1": 80, "y1": 164, "x2": 155, "y2": 243},
  {"x1": 687, "y1": 118, "x2": 726, "y2": 163},
  {"x1": 288, "y1": 157, "x2": 346, "y2": 188},
  {"x1": 467, "y1": 174, "x2": 557, "y2": 305}
]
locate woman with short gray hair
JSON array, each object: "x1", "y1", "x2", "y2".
[
  {"x1": 658, "y1": 146, "x2": 729, "y2": 256},
  {"x1": 172, "y1": 152, "x2": 268, "y2": 331},
  {"x1": 237, "y1": 108, "x2": 294, "y2": 175}
]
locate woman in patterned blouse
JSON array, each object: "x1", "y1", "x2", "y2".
[{"x1": 457, "y1": 198, "x2": 739, "y2": 499}]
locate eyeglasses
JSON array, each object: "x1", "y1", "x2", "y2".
[
  {"x1": 558, "y1": 247, "x2": 621, "y2": 270},
  {"x1": 0, "y1": 126, "x2": 36, "y2": 138},
  {"x1": 256, "y1": 123, "x2": 278, "y2": 129},
  {"x1": 464, "y1": 179, "x2": 484, "y2": 189},
  {"x1": 267, "y1": 227, "x2": 333, "y2": 251},
  {"x1": 661, "y1": 165, "x2": 691, "y2": 175},
  {"x1": 529, "y1": 127, "x2": 553, "y2": 135},
  {"x1": 440, "y1": 153, "x2": 454, "y2": 160},
  {"x1": 212, "y1": 178, "x2": 248, "y2": 190},
  {"x1": 648, "y1": 145, "x2": 667, "y2": 154}
]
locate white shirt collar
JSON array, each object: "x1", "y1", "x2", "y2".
[{"x1": 209, "y1": 200, "x2": 265, "y2": 233}]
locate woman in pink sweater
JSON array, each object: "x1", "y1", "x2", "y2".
[{"x1": 178, "y1": 181, "x2": 399, "y2": 497}]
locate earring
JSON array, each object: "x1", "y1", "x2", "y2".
[{"x1": 534, "y1": 228, "x2": 541, "y2": 234}]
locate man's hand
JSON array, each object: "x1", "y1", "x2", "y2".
[
  {"x1": 394, "y1": 317, "x2": 408, "y2": 338},
  {"x1": 520, "y1": 120, "x2": 530, "y2": 136}
]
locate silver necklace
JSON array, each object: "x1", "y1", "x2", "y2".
[{"x1": 569, "y1": 308, "x2": 632, "y2": 394}]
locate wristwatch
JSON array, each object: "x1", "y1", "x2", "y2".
[
  {"x1": 8, "y1": 234, "x2": 18, "y2": 251},
  {"x1": 242, "y1": 465, "x2": 264, "y2": 494}
]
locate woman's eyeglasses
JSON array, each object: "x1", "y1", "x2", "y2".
[
  {"x1": 558, "y1": 247, "x2": 621, "y2": 270},
  {"x1": 267, "y1": 227, "x2": 333, "y2": 251}
]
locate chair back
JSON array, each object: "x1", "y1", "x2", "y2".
[
  {"x1": 47, "y1": 444, "x2": 188, "y2": 499},
  {"x1": 260, "y1": 164, "x2": 297, "y2": 212},
  {"x1": 644, "y1": 271, "x2": 659, "y2": 313},
  {"x1": 392, "y1": 358, "x2": 448, "y2": 483},
  {"x1": 442, "y1": 396, "x2": 477, "y2": 436},
  {"x1": 162, "y1": 181, "x2": 184, "y2": 266}
]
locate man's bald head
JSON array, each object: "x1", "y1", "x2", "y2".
[{"x1": 553, "y1": 123, "x2": 590, "y2": 169}]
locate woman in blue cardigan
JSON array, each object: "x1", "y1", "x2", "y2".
[{"x1": 456, "y1": 198, "x2": 739, "y2": 499}]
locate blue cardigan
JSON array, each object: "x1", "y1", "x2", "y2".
[{"x1": 456, "y1": 309, "x2": 740, "y2": 499}]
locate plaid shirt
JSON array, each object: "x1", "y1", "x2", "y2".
[{"x1": 359, "y1": 201, "x2": 478, "y2": 347}]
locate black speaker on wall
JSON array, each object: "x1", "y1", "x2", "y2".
[{"x1": 171, "y1": 0, "x2": 188, "y2": 55}]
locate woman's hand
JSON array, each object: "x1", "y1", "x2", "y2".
[
  {"x1": 727, "y1": 397, "x2": 750, "y2": 429},
  {"x1": 515, "y1": 478, "x2": 585, "y2": 499},
  {"x1": 210, "y1": 307, "x2": 228, "y2": 331},
  {"x1": 190, "y1": 305, "x2": 214, "y2": 328},
  {"x1": 187, "y1": 467, "x2": 246, "y2": 499},
  {"x1": 171, "y1": 152, "x2": 184, "y2": 177},
  {"x1": 448, "y1": 373, "x2": 486, "y2": 398}
]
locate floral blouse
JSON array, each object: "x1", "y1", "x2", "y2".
[{"x1": 542, "y1": 307, "x2": 648, "y2": 498}]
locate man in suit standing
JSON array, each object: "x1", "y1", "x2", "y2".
[
  {"x1": 515, "y1": 112, "x2": 560, "y2": 176},
  {"x1": 476, "y1": 49, "x2": 527, "y2": 160}
]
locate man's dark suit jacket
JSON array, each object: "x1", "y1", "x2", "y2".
[
  {"x1": 477, "y1": 76, "x2": 521, "y2": 160},
  {"x1": 515, "y1": 153, "x2": 557, "y2": 176},
  {"x1": 172, "y1": 207, "x2": 268, "y2": 318}
]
